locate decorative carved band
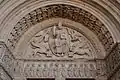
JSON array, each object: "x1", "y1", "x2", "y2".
[
  {"x1": 13, "y1": 61, "x2": 105, "y2": 79},
  {"x1": 23, "y1": 62, "x2": 96, "y2": 78},
  {"x1": 11, "y1": 60, "x2": 107, "y2": 80},
  {"x1": 8, "y1": 4, "x2": 114, "y2": 53}
]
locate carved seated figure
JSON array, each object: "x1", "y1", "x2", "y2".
[{"x1": 29, "y1": 22, "x2": 93, "y2": 59}]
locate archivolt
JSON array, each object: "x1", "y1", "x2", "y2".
[{"x1": 7, "y1": 4, "x2": 114, "y2": 54}]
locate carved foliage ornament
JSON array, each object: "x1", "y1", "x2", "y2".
[
  {"x1": 25, "y1": 22, "x2": 94, "y2": 59},
  {"x1": 8, "y1": 4, "x2": 114, "y2": 53}
]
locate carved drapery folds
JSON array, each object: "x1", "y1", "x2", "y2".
[
  {"x1": 7, "y1": 4, "x2": 114, "y2": 54},
  {"x1": 23, "y1": 62, "x2": 97, "y2": 78},
  {"x1": 12, "y1": 60, "x2": 107, "y2": 80},
  {"x1": 24, "y1": 22, "x2": 95, "y2": 59}
]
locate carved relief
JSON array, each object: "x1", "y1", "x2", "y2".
[
  {"x1": 0, "y1": 41, "x2": 106, "y2": 80},
  {"x1": 0, "y1": 3, "x2": 116, "y2": 80},
  {"x1": 67, "y1": 64, "x2": 74, "y2": 77},
  {"x1": 24, "y1": 63, "x2": 32, "y2": 77},
  {"x1": 78, "y1": 64, "x2": 84, "y2": 77},
  {"x1": 36, "y1": 64, "x2": 43, "y2": 77},
  {"x1": 7, "y1": 4, "x2": 114, "y2": 53},
  {"x1": 59, "y1": 64, "x2": 67, "y2": 78},
  {"x1": 2, "y1": 55, "x2": 13, "y2": 71},
  {"x1": 13, "y1": 61, "x2": 24, "y2": 77},
  {"x1": 106, "y1": 43, "x2": 120, "y2": 80},
  {"x1": 22, "y1": 62, "x2": 97, "y2": 78},
  {"x1": 96, "y1": 60, "x2": 107, "y2": 80},
  {"x1": 0, "y1": 67, "x2": 12, "y2": 80},
  {"x1": 106, "y1": 43, "x2": 120, "y2": 76},
  {"x1": 24, "y1": 22, "x2": 95, "y2": 59}
]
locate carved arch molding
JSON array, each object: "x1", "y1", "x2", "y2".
[
  {"x1": 0, "y1": 4, "x2": 114, "y2": 80},
  {"x1": 8, "y1": 4, "x2": 114, "y2": 54}
]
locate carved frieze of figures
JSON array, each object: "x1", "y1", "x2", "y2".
[
  {"x1": 59, "y1": 64, "x2": 67, "y2": 78},
  {"x1": 23, "y1": 62, "x2": 97, "y2": 78},
  {"x1": 67, "y1": 64, "x2": 74, "y2": 77},
  {"x1": 25, "y1": 22, "x2": 95, "y2": 60}
]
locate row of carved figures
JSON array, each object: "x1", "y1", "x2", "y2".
[{"x1": 23, "y1": 63, "x2": 96, "y2": 78}]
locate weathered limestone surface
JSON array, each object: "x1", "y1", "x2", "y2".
[
  {"x1": 20, "y1": 22, "x2": 96, "y2": 60},
  {"x1": 0, "y1": 41, "x2": 107, "y2": 80},
  {"x1": 7, "y1": 4, "x2": 114, "y2": 54},
  {"x1": 0, "y1": 42, "x2": 14, "y2": 80},
  {"x1": 106, "y1": 43, "x2": 120, "y2": 80},
  {"x1": 0, "y1": 66, "x2": 12, "y2": 80},
  {"x1": 0, "y1": 0, "x2": 120, "y2": 80},
  {"x1": 12, "y1": 60, "x2": 107, "y2": 80},
  {"x1": 110, "y1": 69, "x2": 120, "y2": 80}
]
